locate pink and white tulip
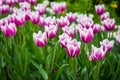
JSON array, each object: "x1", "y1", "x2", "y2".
[
  {"x1": 14, "y1": 12, "x2": 26, "y2": 26},
  {"x1": 57, "y1": 16, "x2": 69, "y2": 28},
  {"x1": 1, "y1": 23, "x2": 17, "y2": 37},
  {"x1": 102, "y1": 18, "x2": 115, "y2": 31},
  {"x1": 45, "y1": 25, "x2": 58, "y2": 38},
  {"x1": 66, "y1": 39, "x2": 81, "y2": 57},
  {"x1": 0, "y1": 5, "x2": 9, "y2": 14},
  {"x1": 60, "y1": 2, "x2": 66, "y2": 12},
  {"x1": 19, "y1": 2, "x2": 31, "y2": 11},
  {"x1": 34, "y1": 3, "x2": 46, "y2": 15},
  {"x1": 6, "y1": 0, "x2": 15, "y2": 6},
  {"x1": 33, "y1": 31, "x2": 47, "y2": 47},
  {"x1": 100, "y1": 39, "x2": 114, "y2": 52},
  {"x1": 95, "y1": 4, "x2": 105, "y2": 15},
  {"x1": 62, "y1": 26, "x2": 74, "y2": 38},
  {"x1": 30, "y1": 11, "x2": 40, "y2": 24},
  {"x1": 101, "y1": 12, "x2": 110, "y2": 21},
  {"x1": 89, "y1": 45, "x2": 107, "y2": 61},
  {"x1": 80, "y1": 28, "x2": 94, "y2": 43},
  {"x1": 77, "y1": 15, "x2": 94, "y2": 29},
  {"x1": 66, "y1": 12, "x2": 76, "y2": 23},
  {"x1": 92, "y1": 23, "x2": 100, "y2": 34},
  {"x1": 59, "y1": 33, "x2": 72, "y2": 48}
]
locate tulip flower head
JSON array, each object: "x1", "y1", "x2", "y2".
[
  {"x1": 66, "y1": 12, "x2": 76, "y2": 23},
  {"x1": 59, "y1": 33, "x2": 72, "y2": 48},
  {"x1": 6, "y1": 0, "x2": 15, "y2": 6},
  {"x1": 14, "y1": 12, "x2": 26, "y2": 26},
  {"x1": 1, "y1": 23, "x2": 17, "y2": 37},
  {"x1": 62, "y1": 26, "x2": 74, "y2": 38},
  {"x1": 92, "y1": 23, "x2": 100, "y2": 34},
  {"x1": 34, "y1": 3, "x2": 46, "y2": 15},
  {"x1": 102, "y1": 18, "x2": 115, "y2": 31},
  {"x1": 95, "y1": 4, "x2": 105, "y2": 15},
  {"x1": 45, "y1": 25, "x2": 58, "y2": 38},
  {"x1": 80, "y1": 28, "x2": 94, "y2": 43},
  {"x1": 100, "y1": 39, "x2": 114, "y2": 52},
  {"x1": 77, "y1": 15, "x2": 94, "y2": 29},
  {"x1": 33, "y1": 31, "x2": 47, "y2": 47},
  {"x1": 89, "y1": 45, "x2": 107, "y2": 61},
  {"x1": 19, "y1": 2, "x2": 31, "y2": 11},
  {"x1": 66, "y1": 39, "x2": 81, "y2": 57},
  {"x1": 101, "y1": 12, "x2": 110, "y2": 21},
  {"x1": 0, "y1": 5, "x2": 9, "y2": 14},
  {"x1": 57, "y1": 16, "x2": 69, "y2": 28},
  {"x1": 30, "y1": 11, "x2": 40, "y2": 24}
]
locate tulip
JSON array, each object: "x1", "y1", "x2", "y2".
[
  {"x1": 77, "y1": 15, "x2": 94, "y2": 29},
  {"x1": 60, "y1": 2, "x2": 66, "y2": 12},
  {"x1": 66, "y1": 12, "x2": 76, "y2": 23},
  {"x1": 62, "y1": 26, "x2": 74, "y2": 38},
  {"x1": 1, "y1": 23, "x2": 17, "y2": 37},
  {"x1": 45, "y1": 25, "x2": 58, "y2": 38},
  {"x1": 51, "y1": 3, "x2": 61, "y2": 14},
  {"x1": 59, "y1": 33, "x2": 72, "y2": 48},
  {"x1": 6, "y1": 0, "x2": 15, "y2": 6},
  {"x1": 100, "y1": 25, "x2": 105, "y2": 32},
  {"x1": 66, "y1": 39, "x2": 81, "y2": 57},
  {"x1": 34, "y1": 3, "x2": 46, "y2": 15},
  {"x1": 89, "y1": 45, "x2": 107, "y2": 61},
  {"x1": 95, "y1": 4, "x2": 105, "y2": 15},
  {"x1": 100, "y1": 39, "x2": 114, "y2": 52},
  {"x1": 101, "y1": 12, "x2": 110, "y2": 21},
  {"x1": 39, "y1": 17, "x2": 46, "y2": 27},
  {"x1": 102, "y1": 18, "x2": 115, "y2": 31},
  {"x1": 33, "y1": 31, "x2": 47, "y2": 47},
  {"x1": 30, "y1": 11, "x2": 40, "y2": 24},
  {"x1": 44, "y1": 17, "x2": 57, "y2": 26},
  {"x1": 80, "y1": 28, "x2": 94, "y2": 43},
  {"x1": 75, "y1": 24, "x2": 83, "y2": 34},
  {"x1": 0, "y1": 0, "x2": 5, "y2": 5},
  {"x1": 14, "y1": 12, "x2": 26, "y2": 26},
  {"x1": 92, "y1": 23, "x2": 100, "y2": 34},
  {"x1": 19, "y1": 2, "x2": 31, "y2": 11},
  {"x1": 57, "y1": 16, "x2": 69, "y2": 28},
  {"x1": 0, "y1": 5, "x2": 9, "y2": 14}
]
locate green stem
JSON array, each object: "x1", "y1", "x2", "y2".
[
  {"x1": 70, "y1": 58, "x2": 77, "y2": 80},
  {"x1": 96, "y1": 61, "x2": 100, "y2": 80}
]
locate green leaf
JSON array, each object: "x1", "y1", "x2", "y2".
[
  {"x1": 55, "y1": 64, "x2": 69, "y2": 80},
  {"x1": 31, "y1": 60, "x2": 48, "y2": 80}
]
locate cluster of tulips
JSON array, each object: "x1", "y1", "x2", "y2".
[{"x1": 0, "y1": 0, "x2": 120, "y2": 62}]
